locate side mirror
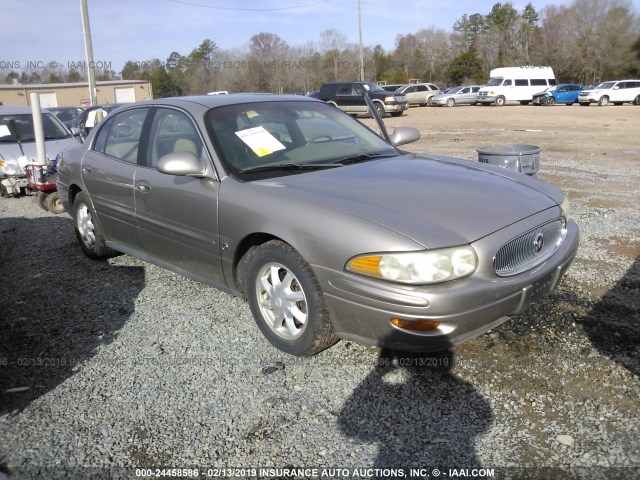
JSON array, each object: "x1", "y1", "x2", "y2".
[
  {"x1": 389, "y1": 126, "x2": 420, "y2": 147},
  {"x1": 70, "y1": 127, "x2": 82, "y2": 137},
  {"x1": 157, "y1": 151, "x2": 208, "y2": 177}
]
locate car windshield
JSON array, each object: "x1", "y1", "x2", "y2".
[
  {"x1": 363, "y1": 82, "x2": 386, "y2": 93},
  {"x1": 205, "y1": 100, "x2": 398, "y2": 179},
  {"x1": 0, "y1": 113, "x2": 72, "y2": 143},
  {"x1": 486, "y1": 78, "x2": 504, "y2": 87},
  {"x1": 50, "y1": 107, "x2": 84, "y2": 123},
  {"x1": 595, "y1": 82, "x2": 616, "y2": 89}
]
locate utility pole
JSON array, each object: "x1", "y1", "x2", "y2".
[
  {"x1": 80, "y1": 0, "x2": 97, "y2": 106},
  {"x1": 358, "y1": 0, "x2": 364, "y2": 81}
]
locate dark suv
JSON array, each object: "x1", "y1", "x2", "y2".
[{"x1": 317, "y1": 82, "x2": 408, "y2": 117}]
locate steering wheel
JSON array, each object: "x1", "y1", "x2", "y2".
[{"x1": 306, "y1": 134, "x2": 332, "y2": 146}]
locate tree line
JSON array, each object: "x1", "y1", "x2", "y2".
[{"x1": 4, "y1": 0, "x2": 639, "y2": 96}]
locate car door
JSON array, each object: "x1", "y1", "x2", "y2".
[
  {"x1": 82, "y1": 107, "x2": 150, "y2": 249},
  {"x1": 134, "y1": 107, "x2": 225, "y2": 285},
  {"x1": 458, "y1": 87, "x2": 472, "y2": 104}
]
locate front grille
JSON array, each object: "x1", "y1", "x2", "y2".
[{"x1": 493, "y1": 219, "x2": 566, "y2": 276}]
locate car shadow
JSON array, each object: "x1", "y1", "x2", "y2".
[
  {"x1": 338, "y1": 332, "x2": 493, "y2": 474},
  {"x1": 581, "y1": 256, "x2": 639, "y2": 376},
  {"x1": 0, "y1": 214, "x2": 145, "y2": 414}
]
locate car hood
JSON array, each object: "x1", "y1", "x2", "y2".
[
  {"x1": 0, "y1": 137, "x2": 79, "y2": 161},
  {"x1": 253, "y1": 154, "x2": 560, "y2": 248}
]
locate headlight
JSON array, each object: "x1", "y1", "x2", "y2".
[
  {"x1": 346, "y1": 246, "x2": 478, "y2": 284},
  {"x1": 384, "y1": 96, "x2": 395, "y2": 102},
  {"x1": 0, "y1": 159, "x2": 24, "y2": 176},
  {"x1": 560, "y1": 195, "x2": 570, "y2": 219}
]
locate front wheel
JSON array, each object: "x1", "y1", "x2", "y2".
[
  {"x1": 245, "y1": 241, "x2": 338, "y2": 356},
  {"x1": 446, "y1": 98, "x2": 455, "y2": 107},
  {"x1": 495, "y1": 96, "x2": 506, "y2": 106},
  {"x1": 72, "y1": 192, "x2": 119, "y2": 260},
  {"x1": 598, "y1": 96, "x2": 609, "y2": 106},
  {"x1": 373, "y1": 102, "x2": 385, "y2": 118},
  {"x1": 545, "y1": 97, "x2": 555, "y2": 106}
]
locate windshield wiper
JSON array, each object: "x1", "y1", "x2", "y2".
[
  {"x1": 332, "y1": 152, "x2": 397, "y2": 165},
  {"x1": 239, "y1": 162, "x2": 342, "y2": 174}
]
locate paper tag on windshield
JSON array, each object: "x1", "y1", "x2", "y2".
[
  {"x1": 235, "y1": 126, "x2": 286, "y2": 157},
  {"x1": 0, "y1": 125, "x2": 11, "y2": 138}
]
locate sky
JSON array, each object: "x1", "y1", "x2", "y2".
[{"x1": 1, "y1": 0, "x2": 639, "y2": 75}]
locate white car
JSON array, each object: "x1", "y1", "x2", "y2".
[{"x1": 577, "y1": 80, "x2": 640, "y2": 106}]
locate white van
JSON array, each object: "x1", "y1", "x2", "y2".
[{"x1": 477, "y1": 66, "x2": 556, "y2": 106}]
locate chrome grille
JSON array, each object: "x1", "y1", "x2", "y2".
[{"x1": 493, "y1": 219, "x2": 566, "y2": 276}]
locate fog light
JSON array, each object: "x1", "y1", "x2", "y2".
[{"x1": 391, "y1": 318, "x2": 441, "y2": 331}]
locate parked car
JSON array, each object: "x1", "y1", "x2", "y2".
[
  {"x1": 431, "y1": 85, "x2": 482, "y2": 107},
  {"x1": 379, "y1": 83, "x2": 406, "y2": 92},
  {"x1": 57, "y1": 94, "x2": 579, "y2": 356},
  {"x1": 68, "y1": 103, "x2": 124, "y2": 138},
  {"x1": 48, "y1": 106, "x2": 85, "y2": 127},
  {"x1": 396, "y1": 83, "x2": 441, "y2": 106},
  {"x1": 577, "y1": 80, "x2": 640, "y2": 106},
  {"x1": 0, "y1": 106, "x2": 80, "y2": 196},
  {"x1": 532, "y1": 84, "x2": 586, "y2": 106},
  {"x1": 317, "y1": 81, "x2": 408, "y2": 117}
]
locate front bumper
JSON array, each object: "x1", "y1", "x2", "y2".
[
  {"x1": 315, "y1": 217, "x2": 579, "y2": 352},
  {"x1": 383, "y1": 102, "x2": 408, "y2": 112}
]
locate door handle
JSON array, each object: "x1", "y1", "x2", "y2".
[{"x1": 136, "y1": 181, "x2": 151, "y2": 192}]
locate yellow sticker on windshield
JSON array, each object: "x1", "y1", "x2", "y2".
[
  {"x1": 235, "y1": 126, "x2": 286, "y2": 157},
  {"x1": 246, "y1": 111, "x2": 259, "y2": 118}
]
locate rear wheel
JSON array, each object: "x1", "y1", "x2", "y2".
[
  {"x1": 245, "y1": 241, "x2": 338, "y2": 356},
  {"x1": 72, "y1": 192, "x2": 119, "y2": 260},
  {"x1": 598, "y1": 96, "x2": 609, "y2": 106},
  {"x1": 634, "y1": 95, "x2": 640, "y2": 105},
  {"x1": 495, "y1": 96, "x2": 506, "y2": 106}
]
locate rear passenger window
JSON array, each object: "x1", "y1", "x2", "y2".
[
  {"x1": 503, "y1": 80, "x2": 512, "y2": 86},
  {"x1": 515, "y1": 79, "x2": 529, "y2": 86},
  {"x1": 99, "y1": 108, "x2": 149, "y2": 164},
  {"x1": 531, "y1": 79, "x2": 547, "y2": 86}
]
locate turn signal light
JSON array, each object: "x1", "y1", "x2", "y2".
[{"x1": 391, "y1": 318, "x2": 441, "y2": 331}]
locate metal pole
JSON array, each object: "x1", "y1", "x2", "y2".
[
  {"x1": 358, "y1": 0, "x2": 364, "y2": 81},
  {"x1": 80, "y1": 0, "x2": 97, "y2": 106},
  {"x1": 29, "y1": 93, "x2": 47, "y2": 165}
]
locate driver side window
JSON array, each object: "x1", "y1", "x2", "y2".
[{"x1": 97, "y1": 108, "x2": 149, "y2": 164}]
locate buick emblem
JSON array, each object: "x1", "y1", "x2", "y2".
[{"x1": 533, "y1": 232, "x2": 544, "y2": 253}]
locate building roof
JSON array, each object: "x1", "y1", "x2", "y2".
[{"x1": 0, "y1": 80, "x2": 150, "y2": 90}]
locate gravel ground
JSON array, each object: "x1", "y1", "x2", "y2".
[{"x1": 0, "y1": 105, "x2": 639, "y2": 479}]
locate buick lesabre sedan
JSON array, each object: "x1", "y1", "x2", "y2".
[{"x1": 57, "y1": 94, "x2": 579, "y2": 356}]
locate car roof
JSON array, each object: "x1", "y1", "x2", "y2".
[
  {"x1": 117, "y1": 94, "x2": 320, "y2": 110},
  {"x1": 0, "y1": 106, "x2": 51, "y2": 115}
]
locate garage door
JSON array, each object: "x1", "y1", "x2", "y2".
[
  {"x1": 38, "y1": 92, "x2": 58, "y2": 108},
  {"x1": 114, "y1": 87, "x2": 136, "y2": 103}
]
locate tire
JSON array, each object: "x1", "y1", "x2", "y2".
[
  {"x1": 36, "y1": 191, "x2": 48, "y2": 210},
  {"x1": 72, "y1": 192, "x2": 119, "y2": 260},
  {"x1": 245, "y1": 240, "x2": 338, "y2": 356},
  {"x1": 495, "y1": 96, "x2": 506, "y2": 106},
  {"x1": 634, "y1": 95, "x2": 640, "y2": 105},
  {"x1": 45, "y1": 191, "x2": 65, "y2": 214},
  {"x1": 598, "y1": 96, "x2": 609, "y2": 106},
  {"x1": 546, "y1": 97, "x2": 555, "y2": 106},
  {"x1": 426, "y1": 97, "x2": 434, "y2": 106},
  {"x1": 373, "y1": 102, "x2": 385, "y2": 118},
  {"x1": 446, "y1": 98, "x2": 455, "y2": 108}
]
